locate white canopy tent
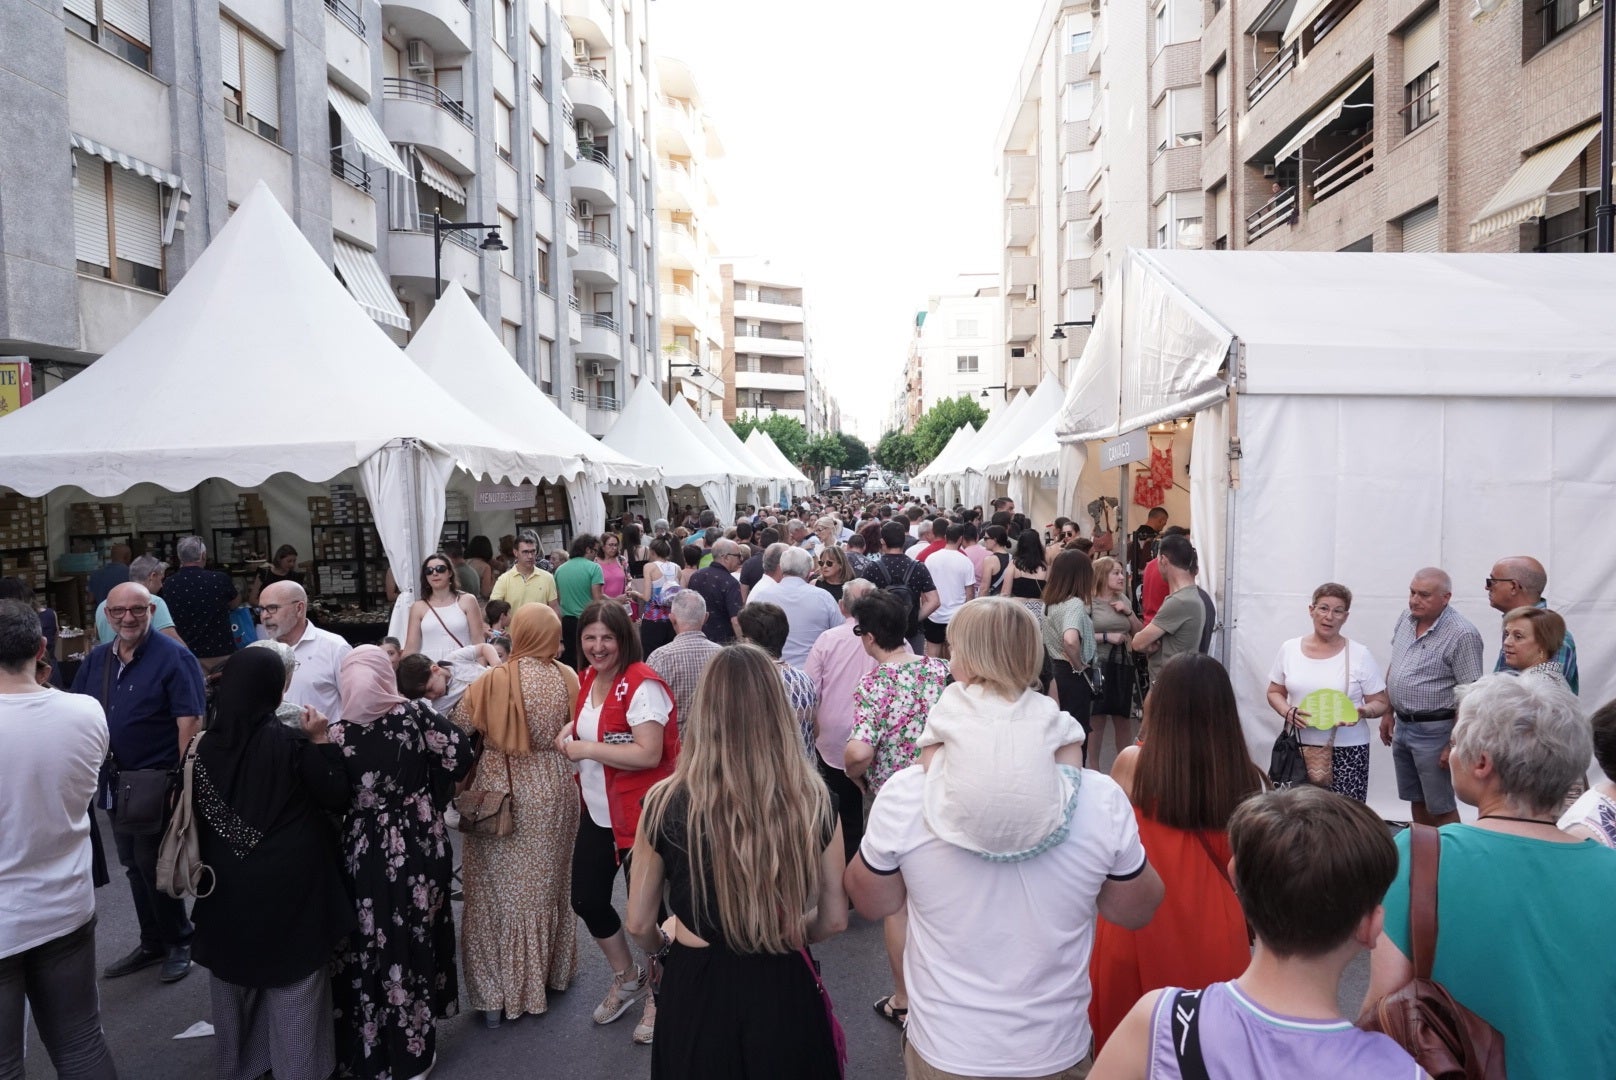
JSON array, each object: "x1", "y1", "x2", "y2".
[
  {"x1": 951, "y1": 390, "x2": 1030, "y2": 510},
  {"x1": 701, "y1": 412, "x2": 789, "y2": 508},
  {"x1": 910, "y1": 423, "x2": 979, "y2": 506},
  {"x1": 982, "y1": 375, "x2": 1065, "y2": 517},
  {"x1": 668, "y1": 397, "x2": 773, "y2": 512},
  {"x1": 0, "y1": 183, "x2": 564, "y2": 635},
  {"x1": 745, "y1": 430, "x2": 813, "y2": 497},
  {"x1": 1058, "y1": 248, "x2": 1616, "y2": 818},
  {"x1": 604, "y1": 382, "x2": 736, "y2": 514},
  {"x1": 405, "y1": 284, "x2": 664, "y2": 534}
]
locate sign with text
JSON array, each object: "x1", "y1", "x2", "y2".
[
  {"x1": 474, "y1": 480, "x2": 537, "y2": 509},
  {"x1": 1100, "y1": 428, "x2": 1148, "y2": 471},
  {"x1": 0, "y1": 360, "x2": 32, "y2": 416}
]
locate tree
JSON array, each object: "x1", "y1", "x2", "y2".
[
  {"x1": 874, "y1": 430, "x2": 920, "y2": 475},
  {"x1": 912, "y1": 395, "x2": 989, "y2": 467},
  {"x1": 835, "y1": 432, "x2": 871, "y2": 472},
  {"x1": 731, "y1": 413, "x2": 809, "y2": 467},
  {"x1": 803, "y1": 433, "x2": 847, "y2": 475}
]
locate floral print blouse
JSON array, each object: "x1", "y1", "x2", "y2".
[{"x1": 848, "y1": 656, "x2": 951, "y2": 795}]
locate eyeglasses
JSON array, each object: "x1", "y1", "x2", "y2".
[
  {"x1": 256, "y1": 602, "x2": 300, "y2": 616},
  {"x1": 426, "y1": 565, "x2": 451, "y2": 575},
  {"x1": 1312, "y1": 606, "x2": 1349, "y2": 618},
  {"x1": 1485, "y1": 577, "x2": 1517, "y2": 589},
  {"x1": 818, "y1": 559, "x2": 836, "y2": 567},
  {"x1": 105, "y1": 605, "x2": 152, "y2": 619}
]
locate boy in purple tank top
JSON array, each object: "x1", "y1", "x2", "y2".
[{"x1": 1091, "y1": 787, "x2": 1426, "y2": 1080}]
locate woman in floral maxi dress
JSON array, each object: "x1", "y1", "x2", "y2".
[
  {"x1": 329, "y1": 645, "x2": 471, "y2": 1080},
  {"x1": 451, "y1": 604, "x2": 581, "y2": 1027}
]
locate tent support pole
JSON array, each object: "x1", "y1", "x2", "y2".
[{"x1": 1219, "y1": 361, "x2": 1243, "y2": 666}]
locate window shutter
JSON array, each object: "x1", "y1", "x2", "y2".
[
  {"x1": 435, "y1": 68, "x2": 463, "y2": 104},
  {"x1": 220, "y1": 19, "x2": 242, "y2": 90},
  {"x1": 1404, "y1": 11, "x2": 1439, "y2": 79},
  {"x1": 64, "y1": 0, "x2": 97, "y2": 23},
  {"x1": 242, "y1": 31, "x2": 279, "y2": 129},
  {"x1": 111, "y1": 166, "x2": 162, "y2": 269},
  {"x1": 1401, "y1": 203, "x2": 1439, "y2": 252},
  {"x1": 73, "y1": 152, "x2": 110, "y2": 268},
  {"x1": 495, "y1": 98, "x2": 512, "y2": 154},
  {"x1": 103, "y1": 0, "x2": 151, "y2": 46}
]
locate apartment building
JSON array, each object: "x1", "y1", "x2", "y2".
[
  {"x1": 1209, "y1": 0, "x2": 1604, "y2": 253},
  {"x1": 652, "y1": 55, "x2": 725, "y2": 418},
  {"x1": 722, "y1": 257, "x2": 826, "y2": 433},
  {"x1": 895, "y1": 274, "x2": 1007, "y2": 433},
  {"x1": 2, "y1": 0, "x2": 660, "y2": 431}
]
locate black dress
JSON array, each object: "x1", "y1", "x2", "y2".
[{"x1": 649, "y1": 789, "x2": 839, "y2": 1080}]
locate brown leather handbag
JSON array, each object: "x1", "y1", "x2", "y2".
[
  {"x1": 452, "y1": 742, "x2": 514, "y2": 837},
  {"x1": 1358, "y1": 824, "x2": 1508, "y2": 1080}
]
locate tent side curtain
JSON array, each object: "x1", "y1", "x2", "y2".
[
  {"x1": 328, "y1": 84, "x2": 411, "y2": 178},
  {"x1": 1470, "y1": 123, "x2": 1599, "y2": 240},
  {"x1": 1120, "y1": 252, "x2": 1236, "y2": 432},
  {"x1": 333, "y1": 238, "x2": 411, "y2": 330}
]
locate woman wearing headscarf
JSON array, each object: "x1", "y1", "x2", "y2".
[
  {"x1": 191, "y1": 648, "x2": 353, "y2": 1080},
  {"x1": 328, "y1": 646, "x2": 472, "y2": 1080},
  {"x1": 454, "y1": 605, "x2": 582, "y2": 1028}
]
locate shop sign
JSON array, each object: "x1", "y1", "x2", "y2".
[
  {"x1": 474, "y1": 480, "x2": 536, "y2": 509},
  {"x1": 1100, "y1": 428, "x2": 1148, "y2": 471},
  {"x1": 0, "y1": 359, "x2": 32, "y2": 416}
]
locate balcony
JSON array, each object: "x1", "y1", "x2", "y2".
[
  {"x1": 382, "y1": 77, "x2": 475, "y2": 174},
  {"x1": 566, "y1": 66, "x2": 614, "y2": 126},
  {"x1": 1063, "y1": 189, "x2": 1089, "y2": 223},
  {"x1": 1247, "y1": 41, "x2": 1297, "y2": 108},
  {"x1": 577, "y1": 313, "x2": 623, "y2": 361},
  {"x1": 570, "y1": 145, "x2": 617, "y2": 204},
  {"x1": 1004, "y1": 154, "x2": 1035, "y2": 200},
  {"x1": 1062, "y1": 50, "x2": 1089, "y2": 83},
  {"x1": 379, "y1": 0, "x2": 473, "y2": 55},
  {"x1": 734, "y1": 369, "x2": 806, "y2": 392},
  {"x1": 1246, "y1": 186, "x2": 1298, "y2": 243},
  {"x1": 330, "y1": 160, "x2": 377, "y2": 247},
  {"x1": 1062, "y1": 120, "x2": 1089, "y2": 155},
  {"x1": 1007, "y1": 303, "x2": 1038, "y2": 342},
  {"x1": 567, "y1": 295, "x2": 583, "y2": 341},
  {"x1": 658, "y1": 158, "x2": 697, "y2": 211},
  {"x1": 1005, "y1": 204, "x2": 1036, "y2": 247},
  {"x1": 573, "y1": 230, "x2": 620, "y2": 283},
  {"x1": 737, "y1": 333, "x2": 805, "y2": 359},
  {"x1": 564, "y1": 206, "x2": 580, "y2": 253},
  {"x1": 661, "y1": 283, "x2": 703, "y2": 328},
  {"x1": 733, "y1": 296, "x2": 803, "y2": 323},
  {"x1": 324, "y1": 0, "x2": 370, "y2": 99},
  {"x1": 659, "y1": 225, "x2": 698, "y2": 269},
  {"x1": 1005, "y1": 253, "x2": 1037, "y2": 289},
  {"x1": 1310, "y1": 132, "x2": 1372, "y2": 203},
  {"x1": 655, "y1": 95, "x2": 695, "y2": 156},
  {"x1": 562, "y1": 0, "x2": 613, "y2": 46},
  {"x1": 388, "y1": 213, "x2": 482, "y2": 295},
  {"x1": 570, "y1": 387, "x2": 620, "y2": 437}
]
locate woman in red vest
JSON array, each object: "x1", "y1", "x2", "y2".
[{"x1": 556, "y1": 600, "x2": 678, "y2": 1046}]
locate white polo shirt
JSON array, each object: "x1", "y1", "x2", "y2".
[{"x1": 282, "y1": 621, "x2": 353, "y2": 722}]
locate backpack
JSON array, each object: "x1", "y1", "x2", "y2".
[{"x1": 870, "y1": 556, "x2": 922, "y2": 638}]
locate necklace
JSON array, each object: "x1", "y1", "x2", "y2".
[{"x1": 1478, "y1": 813, "x2": 1558, "y2": 826}]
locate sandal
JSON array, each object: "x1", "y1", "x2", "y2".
[{"x1": 873, "y1": 995, "x2": 907, "y2": 1028}]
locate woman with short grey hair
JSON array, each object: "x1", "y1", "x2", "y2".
[
  {"x1": 247, "y1": 639, "x2": 304, "y2": 727},
  {"x1": 1367, "y1": 673, "x2": 1616, "y2": 1079}
]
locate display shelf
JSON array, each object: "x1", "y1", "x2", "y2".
[
  {"x1": 0, "y1": 545, "x2": 50, "y2": 595},
  {"x1": 439, "y1": 519, "x2": 469, "y2": 549},
  {"x1": 310, "y1": 522, "x2": 389, "y2": 610},
  {"x1": 137, "y1": 530, "x2": 187, "y2": 564},
  {"x1": 212, "y1": 526, "x2": 272, "y2": 567}
]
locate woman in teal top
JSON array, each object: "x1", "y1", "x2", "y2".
[{"x1": 1367, "y1": 673, "x2": 1616, "y2": 1080}]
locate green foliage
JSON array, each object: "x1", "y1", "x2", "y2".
[
  {"x1": 835, "y1": 432, "x2": 871, "y2": 472},
  {"x1": 804, "y1": 433, "x2": 847, "y2": 473},
  {"x1": 912, "y1": 395, "x2": 989, "y2": 466},
  {"x1": 874, "y1": 430, "x2": 921, "y2": 475},
  {"x1": 730, "y1": 414, "x2": 809, "y2": 466}
]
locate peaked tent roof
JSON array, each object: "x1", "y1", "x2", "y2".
[
  {"x1": 986, "y1": 375, "x2": 1066, "y2": 477},
  {"x1": 704, "y1": 414, "x2": 787, "y2": 487},
  {"x1": 603, "y1": 381, "x2": 733, "y2": 488},
  {"x1": 745, "y1": 430, "x2": 812, "y2": 488},
  {"x1": 668, "y1": 396, "x2": 770, "y2": 487},
  {"x1": 912, "y1": 423, "x2": 977, "y2": 483},
  {"x1": 406, "y1": 284, "x2": 659, "y2": 485},
  {"x1": 0, "y1": 181, "x2": 545, "y2": 497},
  {"x1": 950, "y1": 390, "x2": 1028, "y2": 479}
]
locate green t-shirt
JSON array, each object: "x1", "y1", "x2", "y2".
[
  {"x1": 554, "y1": 558, "x2": 604, "y2": 617},
  {"x1": 1147, "y1": 584, "x2": 1204, "y2": 677},
  {"x1": 1381, "y1": 825, "x2": 1616, "y2": 1080}
]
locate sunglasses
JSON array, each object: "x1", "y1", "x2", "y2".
[
  {"x1": 1485, "y1": 577, "x2": 1517, "y2": 589},
  {"x1": 426, "y1": 565, "x2": 451, "y2": 575},
  {"x1": 818, "y1": 559, "x2": 836, "y2": 566}
]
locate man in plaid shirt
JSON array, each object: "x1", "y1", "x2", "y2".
[{"x1": 645, "y1": 590, "x2": 721, "y2": 723}]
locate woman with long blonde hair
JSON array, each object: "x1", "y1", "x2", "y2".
[
  {"x1": 627, "y1": 644, "x2": 848, "y2": 1078},
  {"x1": 1089, "y1": 555, "x2": 1143, "y2": 764}
]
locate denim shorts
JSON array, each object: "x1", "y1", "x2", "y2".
[{"x1": 1392, "y1": 717, "x2": 1457, "y2": 815}]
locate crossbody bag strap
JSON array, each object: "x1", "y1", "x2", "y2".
[
  {"x1": 1168, "y1": 988, "x2": 1211, "y2": 1080},
  {"x1": 1408, "y1": 823, "x2": 1440, "y2": 980},
  {"x1": 428, "y1": 602, "x2": 465, "y2": 648}
]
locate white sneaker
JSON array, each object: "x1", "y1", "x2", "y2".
[
  {"x1": 593, "y1": 965, "x2": 646, "y2": 1025},
  {"x1": 632, "y1": 995, "x2": 656, "y2": 1044}
]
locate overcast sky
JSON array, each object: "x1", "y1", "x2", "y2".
[{"x1": 649, "y1": 1, "x2": 1042, "y2": 442}]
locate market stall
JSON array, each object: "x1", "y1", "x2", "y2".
[
  {"x1": 704, "y1": 414, "x2": 789, "y2": 508},
  {"x1": 1057, "y1": 247, "x2": 1616, "y2": 819},
  {"x1": 981, "y1": 375, "x2": 1064, "y2": 521},
  {"x1": 908, "y1": 423, "x2": 979, "y2": 507},
  {"x1": 668, "y1": 396, "x2": 775, "y2": 509},
  {"x1": 744, "y1": 429, "x2": 814, "y2": 499},
  {"x1": 604, "y1": 382, "x2": 736, "y2": 515}
]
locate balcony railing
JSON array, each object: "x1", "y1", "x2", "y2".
[
  {"x1": 579, "y1": 230, "x2": 618, "y2": 253},
  {"x1": 581, "y1": 313, "x2": 619, "y2": 332},
  {"x1": 330, "y1": 152, "x2": 370, "y2": 192},
  {"x1": 383, "y1": 78, "x2": 473, "y2": 129},
  {"x1": 416, "y1": 212, "x2": 478, "y2": 251},
  {"x1": 568, "y1": 295, "x2": 582, "y2": 311},
  {"x1": 1311, "y1": 132, "x2": 1373, "y2": 202},
  {"x1": 570, "y1": 387, "x2": 619, "y2": 410},
  {"x1": 1246, "y1": 187, "x2": 1298, "y2": 242},
  {"x1": 579, "y1": 145, "x2": 616, "y2": 172},
  {"x1": 566, "y1": 203, "x2": 578, "y2": 220},
  {"x1": 1309, "y1": 0, "x2": 1363, "y2": 46},
  {"x1": 581, "y1": 66, "x2": 613, "y2": 91},
  {"x1": 757, "y1": 287, "x2": 800, "y2": 306},
  {"x1": 1246, "y1": 41, "x2": 1297, "y2": 107},
  {"x1": 324, "y1": 0, "x2": 364, "y2": 35}
]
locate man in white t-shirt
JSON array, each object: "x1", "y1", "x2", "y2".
[
  {"x1": 260, "y1": 581, "x2": 352, "y2": 722},
  {"x1": 0, "y1": 600, "x2": 118, "y2": 1076},
  {"x1": 846, "y1": 761, "x2": 1163, "y2": 1078},
  {"x1": 921, "y1": 523, "x2": 978, "y2": 660}
]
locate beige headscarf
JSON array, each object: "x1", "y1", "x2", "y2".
[{"x1": 463, "y1": 604, "x2": 577, "y2": 754}]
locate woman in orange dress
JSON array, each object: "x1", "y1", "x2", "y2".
[{"x1": 1088, "y1": 652, "x2": 1265, "y2": 1054}]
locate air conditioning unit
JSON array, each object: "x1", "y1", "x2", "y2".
[
  {"x1": 1262, "y1": 163, "x2": 1277, "y2": 178},
  {"x1": 576, "y1": 199, "x2": 593, "y2": 219},
  {"x1": 586, "y1": 361, "x2": 604, "y2": 377},
  {"x1": 406, "y1": 39, "x2": 434, "y2": 74},
  {"x1": 1010, "y1": 347, "x2": 1027, "y2": 358},
  {"x1": 1025, "y1": 284, "x2": 1037, "y2": 303},
  {"x1": 573, "y1": 38, "x2": 591, "y2": 64},
  {"x1": 577, "y1": 121, "x2": 595, "y2": 143}
]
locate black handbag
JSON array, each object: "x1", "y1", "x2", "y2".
[
  {"x1": 99, "y1": 649, "x2": 175, "y2": 835},
  {"x1": 1268, "y1": 727, "x2": 1308, "y2": 790}
]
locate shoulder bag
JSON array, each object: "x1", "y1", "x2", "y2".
[
  {"x1": 798, "y1": 946, "x2": 847, "y2": 1078},
  {"x1": 453, "y1": 738, "x2": 514, "y2": 837},
  {"x1": 156, "y1": 732, "x2": 215, "y2": 899},
  {"x1": 1268, "y1": 727, "x2": 1308, "y2": 789},
  {"x1": 1299, "y1": 641, "x2": 1349, "y2": 789},
  {"x1": 1192, "y1": 830, "x2": 1254, "y2": 946},
  {"x1": 1358, "y1": 824, "x2": 1508, "y2": 1079},
  {"x1": 100, "y1": 650, "x2": 177, "y2": 835}
]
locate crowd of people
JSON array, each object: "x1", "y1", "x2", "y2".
[{"x1": 3, "y1": 494, "x2": 1615, "y2": 1080}]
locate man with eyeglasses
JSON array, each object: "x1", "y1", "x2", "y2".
[
  {"x1": 259, "y1": 581, "x2": 352, "y2": 722},
  {"x1": 489, "y1": 530, "x2": 560, "y2": 615},
  {"x1": 688, "y1": 538, "x2": 746, "y2": 644},
  {"x1": 93, "y1": 554, "x2": 182, "y2": 645},
  {"x1": 1486, "y1": 556, "x2": 1578, "y2": 694},
  {"x1": 71, "y1": 581, "x2": 206, "y2": 984}
]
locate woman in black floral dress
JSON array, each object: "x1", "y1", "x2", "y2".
[{"x1": 328, "y1": 645, "x2": 471, "y2": 1080}]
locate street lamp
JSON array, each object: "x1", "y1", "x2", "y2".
[
  {"x1": 1598, "y1": 0, "x2": 1614, "y2": 252},
  {"x1": 980, "y1": 384, "x2": 1009, "y2": 399},
  {"x1": 432, "y1": 211, "x2": 506, "y2": 298},
  {"x1": 1050, "y1": 319, "x2": 1095, "y2": 340}
]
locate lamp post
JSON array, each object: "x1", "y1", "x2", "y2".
[
  {"x1": 980, "y1": 384, "x2": 1009, "y2": 399},
  {"x1": 1049, "y1": 319, "x2": 1095, "y2": 340},
  {"x1": 666, "y1": 361, "x2": 704, "y2": 406},
  {"x1": 1598, "y1": 0, "x2": 1614, "y2": 252},
  {"x1": 432, "y1": 212, "x2": 506, "y2": 298}
]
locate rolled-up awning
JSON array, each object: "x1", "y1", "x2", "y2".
[
  {"x1": 327, "y1": 84, "x2": 411, "y2": 179},
  {"x1": 1470, "y1": 123, "x2": 1600, "y2": 240},
  {"x1": 1271, "y1": 73, "x2": 1371, "y2": 162},
  {"x1": 407, "y1": 146, "x2": 468, "y2": 205},
  {"x1": 71, "y1": 132, "x2": 190, "y2": 243},
  {"x1": 332, "y1": 237, "x2": 410, "y2": 330}
]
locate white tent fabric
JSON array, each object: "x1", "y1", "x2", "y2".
[
  {"x1": 669, "y1": 397, "x2": 770, "y2": 507},
  {"x1": 986, "y1": 375, "x2": 1065, "y2": 478},
  {"x1": 958, "y1": 391, "x2": 1031, "y2": 509},
  {"x1": 605, "y1": 381, "x2": 734, "y2": 513},
  {"x1": 909, "y1": 423, "x2": 977, "y2": 497},
  {"x1": 1119, "y1": 252, "x2": 1234, "y2": 431},
  {"x1": 745, "y1": 430, "x2": 812, "y2": 494},
  {"x1": 705, "y1": 415, "x2": 784, "y2": 506},
  {"x1": 1055, "y1": 293, "x2": 1123, "y2": 443}
]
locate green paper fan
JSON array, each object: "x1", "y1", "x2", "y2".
[{"x1": 1299, "y1": 688, "x2": 1358, "y2": 730}]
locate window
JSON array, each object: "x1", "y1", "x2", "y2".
[
  {"x1": 495, "y1": 0, "x2": 516, "y2": 53},
  {"x1": 494, "y1": 96, "x2": 513, "y2": 163},
  {"x1": 73, "y1": 150, "x2": 166, "y2": 291},
  {"x1": 1156, "y1": 223, "x2": 1170, "y2": 248},
  {"x1": 1153, "y1": 2, "x2": 1168, "y2": 51},
  {"x1": 1065, "y1": 80, "x2": 1094, "y2": 121},
  {"x1": 499, "y1": 210, "x2": 516, "y2": 274},
  {"x1": 529, "y1": 33, "x2": 545, "y2": 93},
  {"x1": 538, "y1": 337, "x2": 554, "y2": 394},
  {"x1": 955, "y1": 319, "x2": 978, "y2": 337},
  {"x1": 532, "y1": 133, "x2": 547, "y2": 192},
  {"x1": 1401, "y1": 10, "x2": 1440, "y2": 134},
  {"x1": 1211, "y1": 61, "x2": 1229, "y2": 132},
  {"x1": 221, "y1": 17, "x2": 280, "y2": 143},
  {"x1": 535, "y1": 237, "x2": 550, "y2": 293},
  {"x1": 627, "y1": 300, "x2": 637, "y2": 342},
  {"x1": 1177, "y1": 216, "x2": 1204, "y2": 249},
  {"x1": 1540, "y1": 0, "x2": 1602, "y2": 44},
  {"x1": 956, "y1": 355, "x2": 980, "y2": 373},
  {"x1": 501, "y1": 320, "x2": 519, "y2": 358},
  {"x1": 1069, "y1": 30, "x2": 1092, "y2": 52},
  {"x1": 63, "y1": 0, "x2": 152, "y2": 70},
  {"x1": 1172, "y1": 87, "x2": 1203, "y2": 148}
]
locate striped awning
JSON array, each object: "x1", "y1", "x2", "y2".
[
  {"x1": 327, "y1": 85, "x2": 411, "y2": 179},
  {"x1": 71, "y1": 132, "x2": 190, "y2": 242},
  {"x1": 332, "y1": 238, "x2": 410, "y2": 330},
  {"x1": 407, "y1": 146, "x2": 467, "y2": 205},
  {"x1": 1470, "y1": 123, "x2": 1600, "y2": 240}
]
